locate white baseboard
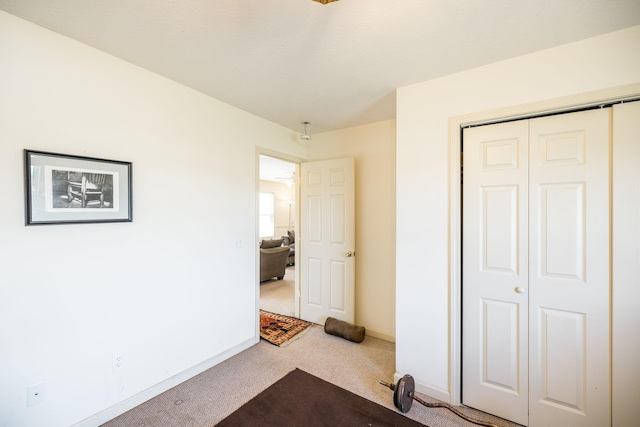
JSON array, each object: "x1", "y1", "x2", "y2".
[
  {"x1": 72, "y1": 337, "x2": 256, "y2": 427},
  {"x1": 365, "y1": 328, "x2": 395, "y2": 343}
]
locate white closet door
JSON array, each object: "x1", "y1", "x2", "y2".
[
  {"x1": 612, "y1": 101, "x2": 640, "y2": 427},
  {"x1": 528, "y1": 109, "x2": 610, "y2": 427},
  {"x1": 462, "y1": 120, "x2": 530, "y2": 426},
  {"x1": 463, "y1": 108, "x2": 611, "y2": 427}
]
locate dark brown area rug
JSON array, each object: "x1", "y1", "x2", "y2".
[
  {"x1": 215, "y1": 368, "x2": 426, "y2": 426},
  {"x1": 259, "y1": 310, "x2": 312, "y2": 346}
]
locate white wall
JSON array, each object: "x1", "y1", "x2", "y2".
[
  {"x1": 396, "y1": 24, "x2": 640, "y2": 403},
  {"x1": 0, "y1": 11, "x2": 306, "y2": 427},
  {"x1": 308, "y1": 120, "x2": 396, "y2": 341}
]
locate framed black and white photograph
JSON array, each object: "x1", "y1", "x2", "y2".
[{"x1": 24, "y1": 150, "x2": 132, "y2": 225}]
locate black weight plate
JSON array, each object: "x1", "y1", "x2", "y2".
[{"x1": 393, "y1": 374, "x2": 414, "y2": 413}]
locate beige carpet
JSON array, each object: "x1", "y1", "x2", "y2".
[
  {"x1": 259, "y1": 265, "x2": 295, "y2": 317},
  {"x1": 101, "y1": 323, "x2": 522, "y2": 427}
]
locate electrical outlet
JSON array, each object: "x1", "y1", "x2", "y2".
[
  {"x1": 27, "y1": 383, "x2": 45, "y2": 407},
  {"x1": 112, "y1": 354, "x2": 124, "y2": 372}
]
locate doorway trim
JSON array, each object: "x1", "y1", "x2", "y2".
[
  {"x1": 447, "y1": 82, "x2": 640, "y2": 406},
  {"x1": 255, "y1": 147, "x2": 305, "y2": 328}
]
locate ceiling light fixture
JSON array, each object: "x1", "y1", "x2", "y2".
[
  {"x1": 300, "y1": 122, "x2": 312, "y2": 141},
  {"x1": 313, "y1": 0, "x2": 339, "y2": 4}
]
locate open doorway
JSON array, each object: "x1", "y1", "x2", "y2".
[{"x1": 258, "y1": 155, "x2": 297, "y2": 317}]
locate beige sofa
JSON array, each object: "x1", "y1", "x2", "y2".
[
  {"x1": 281, "y1": 230, "x2": 295, "y2": 266},
  {"x1": 260, "y1": 240, "x2": 290, "y2": 282}
]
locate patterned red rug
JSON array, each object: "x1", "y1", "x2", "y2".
[{"x1": 259, "y1": 310, "x2": 312, "y2": 346}]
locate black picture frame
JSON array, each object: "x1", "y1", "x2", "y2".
[{"x1": 24, "y1": 150, "x2": 132, "y2": 225}]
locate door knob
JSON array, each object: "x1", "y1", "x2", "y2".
[
  {"x1": 515, "y1": 287, "x2": 527, "y2": 294},
  {"x1": 345, "y1": 251, "x2": 353, "y2": 257}
]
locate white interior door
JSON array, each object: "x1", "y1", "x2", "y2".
[
  {"x1": 463, "y1": 109, "x2": 611, "y2": 427},
  {"x1": 462, "y1": 120, "x2": 530, "y2": 426},
  {"x1": 300, "y1": 158, "x2": 355, "y2": 325}
]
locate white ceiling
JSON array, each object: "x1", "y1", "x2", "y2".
[
  {"x1": 259, "y1": 155, "x2": 296, "y2": 183},
  {"x1": 1, "y1": 0, "x2": 639, "y2": 134}
]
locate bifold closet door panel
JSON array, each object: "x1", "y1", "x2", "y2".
[
  {"x1": 462, "y1": 120, "x2": 530, "y2": 426},
  {"x1": 612, "y1": 101, "x2": 640, "y2": 427},
  {"x1": 528, "y1": 109, "x2": 610, "y2": 427}
]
